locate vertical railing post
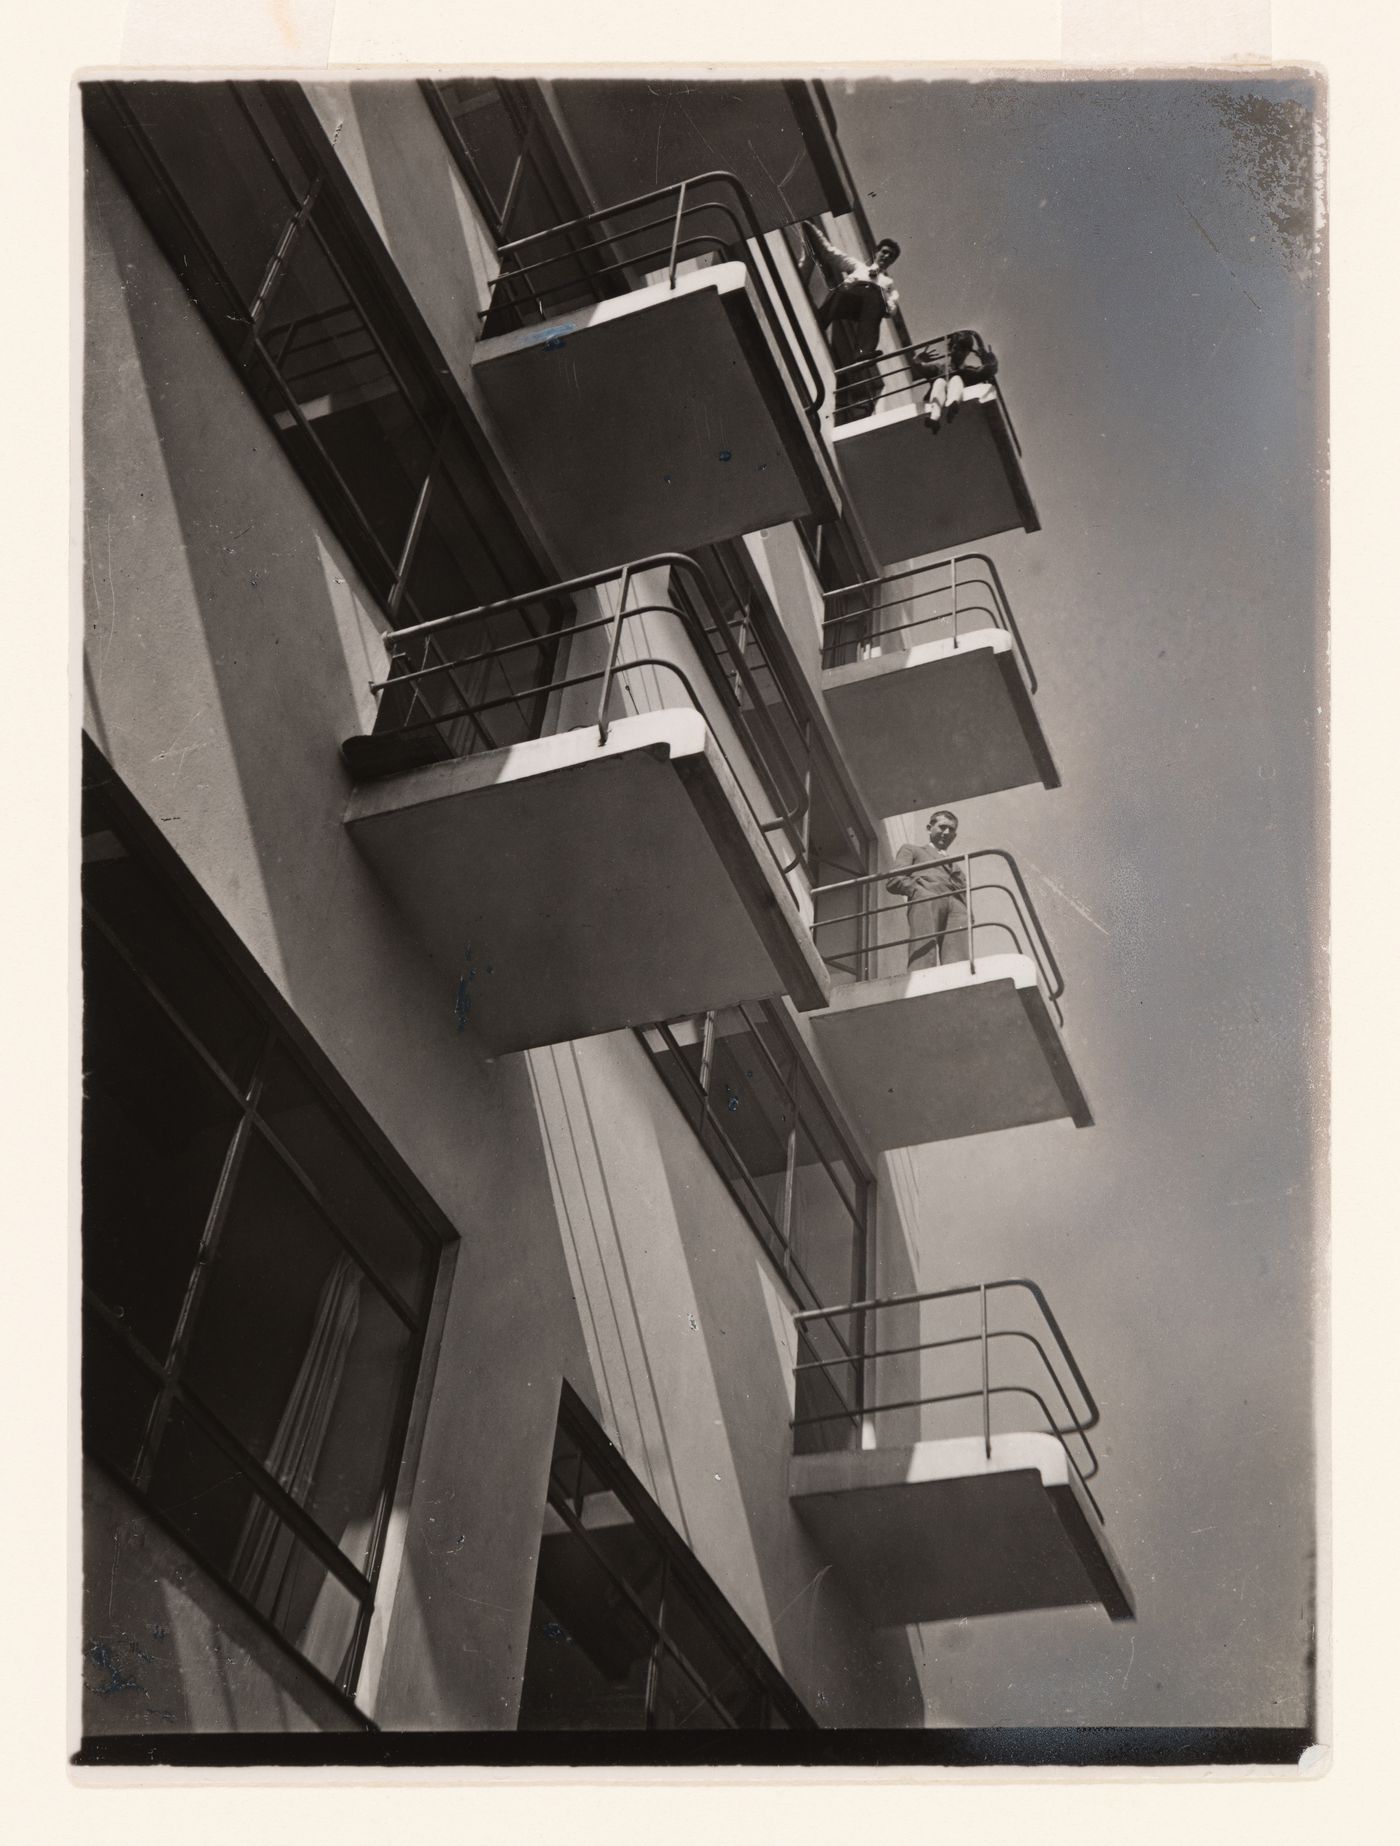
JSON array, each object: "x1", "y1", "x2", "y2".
[
  {"x1": 597, "y1": 565, "x2": 632, "y2": 744},
  {"x1": 859, "y1": 1302, "x2": 877, "y2": 1451},
  {"x1": 979, "y1": 1283, "x2": 992, "y2": 1460},
  {"x1": 964, "y1": 850, "x2": 976, "y2": 974},
  {"x1": 950, "y1": 553, "x2": 959, "y2": 649},
  {"x1": 668, "y1": 179, "x2": 688, "y2": 290}
]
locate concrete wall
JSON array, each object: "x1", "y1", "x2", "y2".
[
  {"x1": 526, "y1": 1029, "x2": 924, "y2": 1725},
  {"x1": 84, "y1": 131, "x2": 924, "y2": 1734},
  {"x1": 82, "y1": 1465, "x2": 362, "y2": 1734}
]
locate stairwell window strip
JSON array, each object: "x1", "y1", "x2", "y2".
[{"x1": 82, "y1": 79, "x2": 562, "y2": 753}]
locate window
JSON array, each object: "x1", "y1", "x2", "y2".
[
  {"x1": 423, "y1": 79, "x2": 583, "y2": 246},
  {"x1": 519, "y1": 1386, "x2": 813, "y2": 1730},
  {"x1": 81, "y1": 764, "x2": 445, "y2": 1699},
  {"x1": 639, "y1": 1002, "x2": 869, "y2": 1447},
  {"x1": 83, "y1": 80, "x2": 562, "y2": 763}
]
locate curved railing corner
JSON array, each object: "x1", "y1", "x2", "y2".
[
  {"x1": 483, "y1": 171, "x2": 827, "y2": 433},
  {"x1": 790, "y1": 1275, "x2": 1107, "y2": 1523}
]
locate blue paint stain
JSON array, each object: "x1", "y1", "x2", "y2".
[
  {"x1": 543, "y1": 1620, "x2": 568, "y2": 1643},
  {"x1": 521, "y1": 322, "x2": 576, "y2": 348},
  {"x1": 718, "y1": 449, "x2": 732, "y2": 462},
  {"x1": 85, "y1": 1640, "x2": 142, "y2": 1698}
]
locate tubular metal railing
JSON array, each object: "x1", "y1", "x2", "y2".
[
  {"x1": 833, "y1": 332, "x2": 1021, "y2": 454},
  {"x1": 791, "y1": 1277, "x2": 1106, "y2": 1522},
  {"x1": 480, "y1": 171, "x2": 827, "y2": 432},
  {"x1": 810, "y1": 850, "x2": 1066, "y2": 1024},
  {"x1": 820, "y1": 552, "x2": 1037, "y2": 689},
  {"x1": 361, "y1": 553, "x2": 817, "y2": 899}
]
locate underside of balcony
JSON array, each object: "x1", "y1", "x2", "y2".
[
  {"x1": 808, "y1": 955, "x2": 1091, "y2": 1148},
  {"x1": 821, "y1": 628, "x2": 1058, "y2": 816},
  {"x1": 789, "y1": 1432, "x2": 1134, "y2": 1626},
  {"x1": 472, "y1": 263, "x2": 840, "y2": 576},
  {"x1": 830, "y1": 389, "x2": 1039, "y2": 567},
  {"x1": 344, "y1": 709, "x2": 830, "y2": 1055}
]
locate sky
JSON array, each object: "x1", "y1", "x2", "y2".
[{"x1": 834, "y1": 77, "x2": 1323, "y2": 1728}]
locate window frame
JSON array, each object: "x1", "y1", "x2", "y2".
[
  {"x1": 521, "y1": 1382, "x2": 816, "y2": 1731},
  {"x1": 80, "y1": 748, "x2": 455, "y2": 1710},
  {"x1": 638, "y1": 1000, "x2": 873, "y2": 1315}
]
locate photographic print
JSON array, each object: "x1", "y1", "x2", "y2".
[{"x1": 75, "y1": 68, "x2": 1324, "y2": 1769}]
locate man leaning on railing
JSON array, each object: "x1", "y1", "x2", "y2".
[
  {"x1": 801, "y1": 219, "x2": 901, "y2": 422},
  {"x1": 886, "y1": 809, "x2": 969, "y2": 970}
]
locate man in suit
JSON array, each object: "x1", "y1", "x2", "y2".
[
  {"x1": 801, "y1": 221, "x2": 901, "y2": 421},
  {"x1": 885, "y1": 809, "x2": 969, "y2": 971}
]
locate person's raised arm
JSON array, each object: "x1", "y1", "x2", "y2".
[{"x1": 802, "y1": 219, "x2": 856, "y2": 284}]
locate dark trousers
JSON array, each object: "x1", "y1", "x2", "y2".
[{"x1": 819, "y1": 283, "x2": 887, "y2": 423}]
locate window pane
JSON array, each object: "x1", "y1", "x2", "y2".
[
  {"x1": 250, "y1": 219, "x2": 435, "y2": 571},
  {"x1": 82, "y1": 1314, "x2": 160, "y2": 1480},
  {"x1": 119, "y1": 83, "x2": 306, "y2": 310},
  {"x1": 517, "y1": 1591, "x2": 652, "y2": 1730},
  {"x1": 658, "y1": 1590, "x2": 765, "y2": 1728},
  {"x1": 147, "y1": 1401, "x2": 362, "y2": 1687},
  {"x1": 182, "y1": 1132, "x2": 415, "y2": 1569},
  {"x1": 521, "y1": 1494, "x2": 663, "y2": 1728},
  {"x1": 257, "y1": 1045, "x2": 434, "y2": 1314},
  {"x1": 83, "y1": 793, "x2": 265, "y2": 1087},
  {"x1": 434, "y1": 81, "x2": 521, "y2": 227},
  {"x1": 789, "y1": 1116, "x2": 862, "y2": 1310},
  {"x1": 82, "y1": 924, "x2": 242, "y2": 1358}
]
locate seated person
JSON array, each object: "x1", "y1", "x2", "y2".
[{"x1": 910, "y1": 329, "x2": 1000, "y2": 432}]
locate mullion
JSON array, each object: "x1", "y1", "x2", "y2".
[
  {"x1": 343, "y1": 1307, "x2": 431, "y2": 1693},
  {"x1": 165, "y1": 1376, "x2": 376, "y2": 1607},
  {"x1": 133, "y1": 1037, "x2": 273, "y2": 1487},
  {"x1": 90, "y1": 1284, "x2": 374, "y2": 1608}
]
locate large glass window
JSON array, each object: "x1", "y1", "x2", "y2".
[
  {"x1": 81, "y1": 768, "x2": 445, "y2": 1700},
  {"x1": 519, "y1": 1387, "x2": 812, "y2": 1730},
  {"x1": 638, "y1": 1001, "x2": 869, "y2": 1447},
  {"x1": 82, "y1": 80, "x2": 560, "y2": 765}
]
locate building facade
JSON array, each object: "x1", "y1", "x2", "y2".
[{"x1": 79, "y1": 77, "x2": 1130, "y2": 1748}]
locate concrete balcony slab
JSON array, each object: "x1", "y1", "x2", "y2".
[
  {"x1": 790, "y1": 1431, "x2": 1134, "y2": 1626},
  {"x1": 821, "y1": 628, "x2": 1058, "y2": 817},
  {"x1": 808, "y1": 955, "x2": 1091, "y2": 1148},
  {"x1": 345, "y1": 710, "x2": 830, "y2": 1056},
  {"x1": 830, "y1": 389, "x2": 1039, "y2": 567},
  {"x1": 472, "y1": 263, "x2": 840, "y2": 576}
]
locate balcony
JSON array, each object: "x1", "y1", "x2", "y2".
[
  {"x1": 341, "y1": 557, "x2": 831, "y2": 1056},
  {"x1": 548, "y1": 80, "x2": 856, "y2": 235},
  {"x1": 820, "y1": 554, "x2": 1057, "y2": 816},
  {"x1": 829, "y1": 336, "x2": 1039, "y2": 567},
  {"x1": 471, "y1": 176, "x2": 841, "y2": 575},
  {"x1": 788, "y1": 1280, "x2": 1134, "y2": 1627},
  {"x1": 806, "y1": 854, "x2": 1091, "y2": 1147}
]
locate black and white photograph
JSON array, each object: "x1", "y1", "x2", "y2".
[{"x1": 70, "y1": 60, "x2": 1326, "y2": 1772}]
